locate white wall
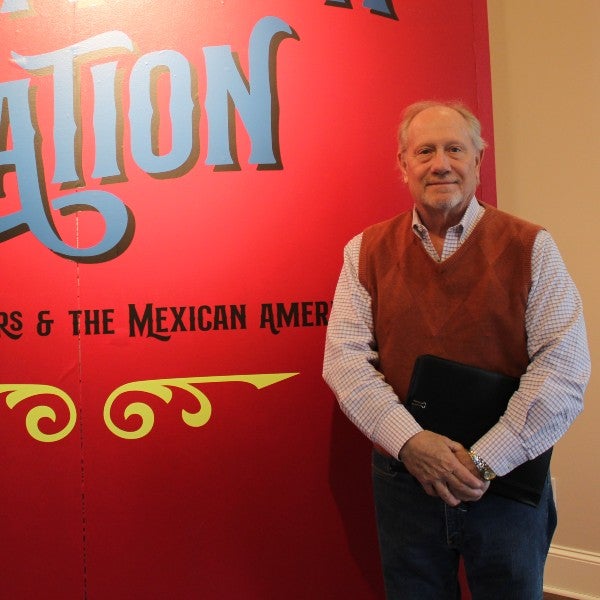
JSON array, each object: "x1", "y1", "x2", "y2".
[{"x1": 487, "y1": 1, "x2": 600, "y2": 597}]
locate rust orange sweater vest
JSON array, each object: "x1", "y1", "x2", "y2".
[{"x1": 358, "y1": 204, "x2": 542, "y2": 403}]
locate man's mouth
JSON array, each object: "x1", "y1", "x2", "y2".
[{"x1": 426, "y1": 180, "x2": 458, "y2": 186}]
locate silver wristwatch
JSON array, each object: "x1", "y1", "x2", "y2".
[{"x1": 469, "y1": 450, "x2": 496, "y2": 481}]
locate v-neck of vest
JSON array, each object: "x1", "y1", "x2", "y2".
[{"x1": 414, "y1": 204, "x2": 492, "y2": 267}]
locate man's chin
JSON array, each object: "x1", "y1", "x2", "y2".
[{"x1": 422, "y1": 194, "x2": 463, "y2": 211}]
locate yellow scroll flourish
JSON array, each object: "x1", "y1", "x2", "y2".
[
  {"x1": 103, "y1": 372, "x2": 298, "y2": 440},
  {"x1": 1, "y1": 384, "x2": 78, "y2": 443}
]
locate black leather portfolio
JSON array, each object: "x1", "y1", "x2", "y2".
[{"x1": 405, "y1": 354, "x2": 552, "y2": 507}]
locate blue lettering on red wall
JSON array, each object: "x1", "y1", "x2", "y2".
[
  {"x1": 0, "y1": 17, "x2": 297, "y2": 261},
  {"x1": 2, "y1": 0, "x2": 398, "y2": 18},
  {"x1": 324, "y1": 0, "x2": 398, "y2": 20}
]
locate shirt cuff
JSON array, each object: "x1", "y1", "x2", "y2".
[
  {"x1": 374, "y1": 404, "x2": 423, "y2": 459},
  {"x1": 471, "y1": 420, "x2": 530, "y2": 476}
]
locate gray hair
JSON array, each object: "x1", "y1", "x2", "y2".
[{"x1": 397, "y1": 100, "x2": 487, "y2": 154}]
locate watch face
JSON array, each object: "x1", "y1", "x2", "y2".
[{"x1": 484, "y1": 469, "x2": 496, "y2": 481}]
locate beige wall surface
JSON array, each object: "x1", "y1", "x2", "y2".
[{"x1": 487, "y1": 1, "x2": 599, "y2": 596}]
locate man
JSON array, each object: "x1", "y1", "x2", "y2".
[{"x1": 322, "y1": 100, "x2": 590, "y2": 599}]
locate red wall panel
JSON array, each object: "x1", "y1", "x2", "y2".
[{"x1": 0, "y1": 1, "x2": 493, "y2": 598}]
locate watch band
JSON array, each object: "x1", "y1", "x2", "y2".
[{"x1": 469, "y1": 450, "x2": 496, "y2": 481}]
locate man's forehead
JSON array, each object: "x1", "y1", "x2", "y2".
[{"x1": 408, "y1": 107, "x2": 471, "y2": 142}]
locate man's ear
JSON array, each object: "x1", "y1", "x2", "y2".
[
  {"x1": 475, "y1": 148, "x2": 485, "y2": 184},
  {"x1": 398, "y1": 152, "x2": 408, "y2": 183}
]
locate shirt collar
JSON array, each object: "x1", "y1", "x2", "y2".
[{"x1": 412, "y1": 197, "x2": 483, "y2": 239}]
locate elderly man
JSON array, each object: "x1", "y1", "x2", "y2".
[{"x1": 323, "y1": 100, "x2": 590, "y2": 599}]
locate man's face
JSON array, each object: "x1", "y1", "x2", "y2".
[{"x1": 399, "y1": 106, "x2": 483, "y2": 215}]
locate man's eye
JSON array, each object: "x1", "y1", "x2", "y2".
[
  {"x1": 449, "y1": 146, "x2": 462, "y2": 153},
  {"x1": 417, "y1": 148, "x2": 432, "y2": 155}
]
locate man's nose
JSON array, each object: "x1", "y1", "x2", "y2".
[{"x1": 430, "y1": 150, "x2": 451, "y2": 173}]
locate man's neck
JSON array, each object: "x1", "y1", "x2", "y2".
[{"x1": 415, "y1": 196, "x2": 473, "y2": 239}]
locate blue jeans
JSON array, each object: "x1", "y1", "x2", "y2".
[{"x1": 372, "y1": 450, "x2": 557, "y2": 600}]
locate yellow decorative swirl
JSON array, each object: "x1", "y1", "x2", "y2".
[
  {"x1": 103, "y1": 373, "x2": 298, "y2": 440},
  {"x1": 1, "y1": 384, "x2": 78, "y2": 443}
]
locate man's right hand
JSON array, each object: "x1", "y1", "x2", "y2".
[{"x1": 399, "y1": 430, "x2": 490, "y2": 506}]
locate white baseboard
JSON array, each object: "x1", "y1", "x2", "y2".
[{"x1": 544, "y1": 544, "x2": 600, "y2": 599}]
